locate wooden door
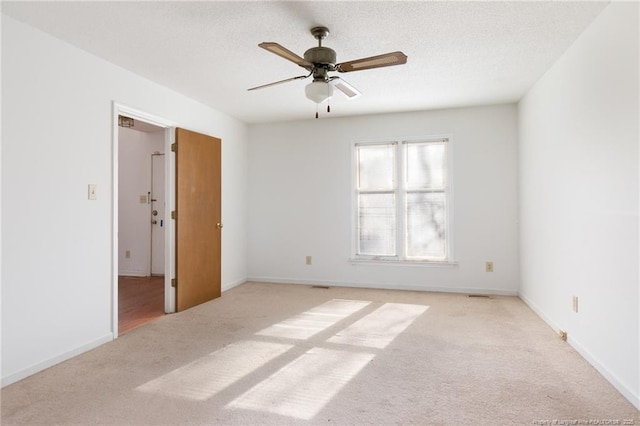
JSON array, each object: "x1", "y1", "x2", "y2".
[{"x1": 175, "y1": 128, "x2": 222, "y2": 312}]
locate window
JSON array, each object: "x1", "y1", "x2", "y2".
[{"x1": 353, "y1": 138, "x2": 452, "y2": 263}]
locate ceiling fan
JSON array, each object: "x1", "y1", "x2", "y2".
[{"x1": 248, "y1": 26, "x2": 407, "y2": 117}]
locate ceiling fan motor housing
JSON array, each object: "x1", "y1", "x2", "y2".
[{"x1": 304, "y1": 47, "x2": 337, "y2": 68}]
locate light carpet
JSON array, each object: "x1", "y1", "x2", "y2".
[{"x1": 1, "y1": 282, "x2": 638, "y2": 425}]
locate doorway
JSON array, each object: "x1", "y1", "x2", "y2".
[
  {"x1": 113, "y1": 104, "x2": 177, "y2": 338},
  {"x1": 117, "y1": 117, "x2": 166, "y2": 334}
]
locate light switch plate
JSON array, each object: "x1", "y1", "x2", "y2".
[{"x1": 88, "y1": 184, "x2": 97, "y2": 200}]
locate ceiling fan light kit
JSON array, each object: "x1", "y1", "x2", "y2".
[
  {"x1": 305, "y1": 80, "x2": 333, "y2": 104},
  {"x1": 248, "y1": 26, "x2": 407, "y2": 118}
]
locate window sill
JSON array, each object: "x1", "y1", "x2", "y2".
[{"x1": 349, "y1": 258, "x2": 458, "y2": 268}]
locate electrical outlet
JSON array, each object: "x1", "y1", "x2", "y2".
[
  {"x1": 572, "y1": 296, "x2": 579, "y2": 313},
  {"x1": 305, "y1": 256, "x2": 312, "y2": 265},
  {"x1": 125, "y1": 250, "x2": 131, "y2": 259},
  {"x1": 559, "y1": 330, "x2": 567, "y2": 341},
  {"x1": 485, "y1": 261, "x2": 493, "y2": 272}
]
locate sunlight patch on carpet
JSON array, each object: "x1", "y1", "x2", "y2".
[
  {"x1": 255, "y1": 299, "x2": 371, "y2": 340},
  {"x1": 327, "y1": 303, "x2": 428, "y2": 348},
  {"x1": 135, "y1": 340, "x2": 293, "y2": 401},
  {"x1": 226, "y1": 347, "x2": 374, "y2": 419}
]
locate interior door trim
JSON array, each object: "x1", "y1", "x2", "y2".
[{"x1": 111, "y1": 102, "x2": 177, "y2": 338}]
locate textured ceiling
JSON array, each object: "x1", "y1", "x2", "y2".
[{"x1": 2, "y1": 1, "x2": 608, "y2": 124}]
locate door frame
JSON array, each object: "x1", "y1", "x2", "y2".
[
  {"x1": 150, "y1": 152, "x2": 166, "y2": 276},
  {"x1": 111, "y1": 102, "x2": 177, "y2": 338}
]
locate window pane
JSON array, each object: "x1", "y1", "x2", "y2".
[
  {"x1": 406, "y1": 192, "x2": 446, "y2": 259},
  {"x1": 406, "y1": 143, "x2": 445, "y2": 190},
  {"x1": 357, "y1": 144, "x2": 395, "y2": 190},
  {"x1": 358, "y1": 193, "x2": 396, "y2": 256}
]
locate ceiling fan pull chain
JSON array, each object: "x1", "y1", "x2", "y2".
[{"x1": 315, "y1": 104, "x2": 319, "y2": 119}]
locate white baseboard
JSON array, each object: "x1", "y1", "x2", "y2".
[
  {"x1": 118, "y1": 271, "x2": 148, "y2": 277},
  {"x1": 1, "y1": 333, "x2": 113, "y2": 388},
  {"x1": 222, "y1": 277, "x2": 247, "y2": 292},
  {"x1": 246, "y1": 276, "x2": 518, "y2": 296},
  {"x1": 519, "y1": 292, "x2": 640, "y2": 410},
  {"x1": 518, "y1": 292, "x2": 562, "y2": 333},
  {"x1": 568, "y1": 335, "x2": 640, "y2": 410}
]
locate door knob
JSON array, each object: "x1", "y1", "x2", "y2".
[
  {"x1": 216, "y1": 222, "x2": 223, "y2": 230},
  {"x1": 152, "y1": 210, "x2": 158, "y2": 216}
]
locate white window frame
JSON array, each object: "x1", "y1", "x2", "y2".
[{"x1": 350, "y1": 136, "x2": 455, "y2": 266}]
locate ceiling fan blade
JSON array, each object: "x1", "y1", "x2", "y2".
[
  {"x1": 259, "y1": 42, "x2": 314, "y2": 70},
  {"x1": 336, "y1": 51, "x2": 407, "y2": 73},
  {"x1": 247, "y1": 74, "x2": 309, "y2": 91},
  {"x1": 329, "y1": 77, "x2": 361, "y2": 99}
]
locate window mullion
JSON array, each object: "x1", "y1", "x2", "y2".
[
  {"x1": 397, "y1": 142, "x2": 406, "y2": 259},
  {"x1": 390, "y1": 142, "x2": 399, "y2": 258}
]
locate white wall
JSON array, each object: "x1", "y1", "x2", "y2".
[
  {"x1": 248, "y1": 104, "x2": 520, "y2": 294},
  {"x1": 118, "y1": 127, "x2": 164, "y2": 276},
  {"x1": 518, "y1": 2, "x2": 639, "y2": 408},
  {"x1": 1, "y1": 15, "x2": 248, "y2": 385}
]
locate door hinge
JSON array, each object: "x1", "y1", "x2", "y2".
[
  {"x1": 171, "y1": 278, "x2": 177, "y2": 288},
  {"x1": 171, "y1": 143, "x2": 177, "y2": 152},
  {"x1": 171, "y1": 211, "x2": 177, "y2": 220}
]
